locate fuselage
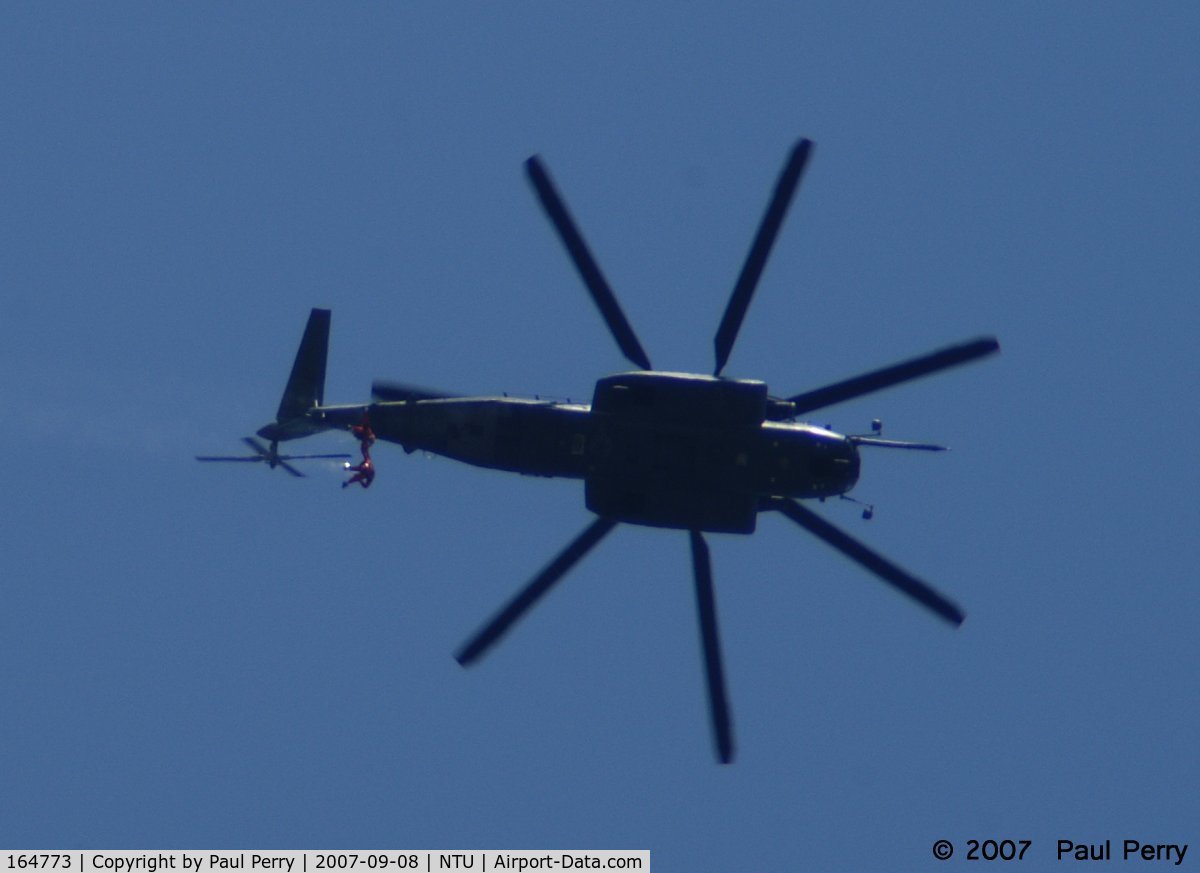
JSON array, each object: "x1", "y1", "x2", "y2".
[{"x1": 318, "y1": 371, "x2": 859, "y2": 534}]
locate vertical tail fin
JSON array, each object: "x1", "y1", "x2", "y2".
[{"x1": 276, "y1": 308, "x2": 330, "y2": 422}]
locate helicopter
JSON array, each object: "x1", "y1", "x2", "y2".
[{"x1": 200, "y1": 139, "x2": 999, "y2": 763}]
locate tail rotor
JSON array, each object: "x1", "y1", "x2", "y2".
[{"x1": 196, "y1": 437, "x2": 351, "y2": 477}]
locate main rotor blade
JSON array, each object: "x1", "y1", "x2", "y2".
[
  {"x1": 689, "y1": 531, "x2": 734, "y2": 764},
  {"x1": 848, "y1": 437, "x2": 948, "y2": 452},
  {"x1": 525, "y1": 156, "x2": 652, "y2": 371},
  {"x1": 768, "y1": 498, "x2": 964, "y2": 626},
  {"x1": 371, "y1": 380, "x2": 456, "y2": 403},
  {"x1": 456, "y1": 517, "x2": 618, "y2": 667},
  {"x1": 713, "y1": 139, "x2": 813, "y2": 377},
  {"x1": 195, "y1": 456, "x2": 264, "y2": 463},
  {"x1": 788, "y1": 337, "x2": 1000, "y2": 415}
]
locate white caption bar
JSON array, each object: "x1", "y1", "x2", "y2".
[{"x1": 2, "y1": 852, "x2": 649, "y2": 873}]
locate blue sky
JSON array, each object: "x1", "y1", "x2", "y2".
[{"x1": 2, "y1": 3, "x2": 1197, "y2": 868}]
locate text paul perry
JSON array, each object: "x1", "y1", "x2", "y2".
[
  {"x1": 149, "y1": 858, "x2": 292, "y2": 872},
  {"x1": 1057, "y1": 841, "x2": 1188, "y2": 866}
]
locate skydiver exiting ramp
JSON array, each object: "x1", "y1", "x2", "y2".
[{"x1": 343, "y1": 412, "x2": 377, "y2": 489}]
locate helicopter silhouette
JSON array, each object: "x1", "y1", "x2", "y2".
[{"x1": 201, "y1": 139, "x2": 999, "y2": 763}]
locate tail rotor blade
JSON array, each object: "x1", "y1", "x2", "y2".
[
  {"x1": 277, "y1": 453, "x2": 354, "y2": 461},
  {"x1": 197, "y1": 447, "x2": 346, "y2": 473},
  {"x1": 714, "y1": 139, "x2": 813, "y2": 376},
  {"x1": 456, "y1": 517, "x2": 618, "y2": 666},
  {"x1": 788, "y1": 337, "x2": 1000, "y2": 415},
  {"x1": 769, "y1": 498, "x2": 965, "y2": 626},
  {"x1": 689, "y1": 531, "x2": 734, "y2": 764},
  {"x1": 277, "y1": 460, "x2": 305, "y2": 478},
  {"x1": 241, "y1": 437, "x2": 273, "y2": 459},
  {"x1": 525, "y1": 156, "x2": 652, "y2": 371}
]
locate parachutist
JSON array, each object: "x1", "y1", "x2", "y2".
[
  {"x1": 342, "y1": 456, "x2": 374, "y2": 489},
  {"x1": 343, "y1": 411, "x2": 377, "y2": 488}
]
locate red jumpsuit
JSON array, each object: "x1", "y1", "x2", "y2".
[
  {"x1": 351, "y1": 415, "x2": 376, "y2": 453},
  {"x1": 344, "y1": 413, "x2": 377, "y2": 488},
  {"x1": 343, "y1": 456, "x2": 375, "y2": 489}
]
